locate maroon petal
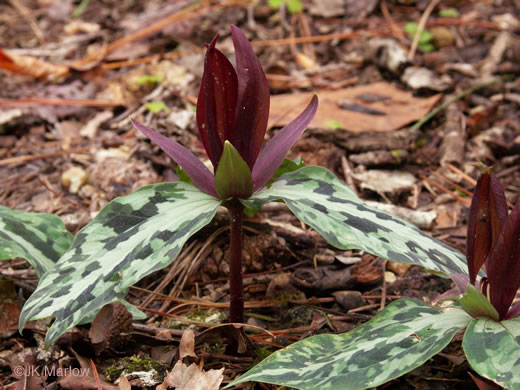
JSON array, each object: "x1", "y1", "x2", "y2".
[
  {"x1": 230, "y1": 25, "x2": 270, "y2": 169},
  {"x1": 132, "y1": 119, "x2": 216, "y2": 197},
  {"x1": 466, "y1": 171, "x2": 507, "y2": 284},
  {"x1": 505, "y1": 301, "x2": 520, "y2": 320},
  {"x1": 252, "y1": 95, "x2": 318, "y2": 191},
  {"x1": 431, "y1": 288, "x2": 462, "y2": 305},
  {"x1": 451, "y1": 273, "x2": 470, "y2": 294},
  {"x1": 487, "y1": 198, "x2": 520, "y2": 320},
  {"x1": 196, "y1": 34, "x2": 238, "y2": 168}
]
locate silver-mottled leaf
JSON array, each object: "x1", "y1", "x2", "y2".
[
  {"x1": 0, "y1": 205, "x2": 73, "y2": 277},
  {"x1": 230, "y1": 299, "x2": 470, "y2": 390},
  {"x1": 243, "y1": 166, "x2": 467, "y2": 275},
  {"x1": 463, "y1": 316, "x2": 520, "y2": 389},
  {"x1": 19, "y1": 182, "x2": 220, "y2": 344}
]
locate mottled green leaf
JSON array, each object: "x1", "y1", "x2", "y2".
[
  {"x1": 243, "y1": 166, "x2": 468, "y2": 275},
  {"x1": 463, "y1": 316, "x2": 520, "y2": 389},
  {"x1": 268, "y1": 157, "x2": 305, "y2": 185},
  {"x1": 0, "y1": 205, "x2": 73, "y2": 277},
  {"x1": 19, "y1": 182, "x2": 220, "y2": 345},
  {"x1": 230, "y1": 299, "x2": 471, "y2": 390},
  {"x1": 77, "y1": 298, "x2": 147, "y2": 324}
]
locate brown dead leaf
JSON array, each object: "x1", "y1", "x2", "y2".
[
  {"x1": 89, "y1": 302, "x2": 133, "y2": 354},
  {"x1": 179, "y1": 329, "x2": 197, "y2": 360},
  {"x1": 0, "y1": 279, "x2": 20, "y2": 338},
  {"x1": 118, "y1": 375, "x2": 131, "y2": 390},
  {"x1": 7, "y1": 350, "x2": 45, "y2": 390},
  {"x1": 56, "y1": 349, "x2": 117, "y2": 390},
  {"x1": 157, "y1": 361, "x2": 224, "y2": 390},
  {"x1": 0, "y1": 49, "x2": 69, "y2": 79},
  {"x1": 0, "y1": 301, "x2": 20, "y2": 338},
  {"x1": 57, "y1": 374, "x2": 118, "y2": 390},
  {"x1": 268, "y1": 82, "x2": 441, "y2": 132}
]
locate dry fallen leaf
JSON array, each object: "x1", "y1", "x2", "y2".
[
  {"x1": 179, "y1": 329, "x2": 197, "y2": 360},
  {"x1": 88, "y1": 302, "x2": 133, "y2": 354},
  {"x1": 57, "y1": 375, "x2": 118, "y2": 390},
  {"x1": 0, "y1": 279, "x2": 20, "y2": 338},
  {"x1": 0, "y1": 49, "x2": 69, "y2": 79},
  {"x1": 268, "y1": 82, "x2": 441, "y2": 132},
  {"x1": 157, "y1": 361, "x2": 224, "y2": 390},
  {"x1": 118, "y1": 375, "x2": 131, "y2": 390}
]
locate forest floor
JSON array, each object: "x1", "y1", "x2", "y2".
[{"x1": 0, "y1": 0, "x2": 519, "y2": 389}]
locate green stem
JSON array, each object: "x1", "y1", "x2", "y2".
[{"x1": 227, "y1": 199, "x2": 245, "y2": 324}]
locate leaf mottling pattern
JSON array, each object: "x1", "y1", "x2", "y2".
[
  {"x1": 0, "y1": 205, "x2": 73, "y2": 277},
  {"x1": 463, "y1": 316, "x2": 520, "y2": 389},
  {"x1": 19, "y1": 182, "x2": 220, "y2": 345},
  {"x1": 230, "y1": 299, "x2": 470, "y2": 390},
  {"x1": 243, "y1": 166, "x2": 468, "y2": 276}
]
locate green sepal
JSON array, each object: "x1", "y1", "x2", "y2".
[
  {"x1": 267, "y1": 157, "x2": 305, "y2": 187},
  {"x1": 459, "y1": 284, "x2": 499, "y2": 321},
  {"x1": 244, "y1": 157, "x2": 305, "y2": 217},
  {"x1": 215, "y1": 141, "x2": 253, "y2": 200},
  {"x1": 463, "y1": 316, "x2": 520, "y2": 389},
  {"x1": 176, "y1": 166, "x2": 193, "y2": 184}
]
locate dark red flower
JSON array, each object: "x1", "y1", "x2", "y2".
[
  {"x1": 132, "y1": 25, "x2": 318, "y2": 199},
  {"x1": 466, "y1": 170, "x2": 520, "y2": 320}
]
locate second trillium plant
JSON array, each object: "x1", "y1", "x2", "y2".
[{"x1": 19, "y1": 26, "x2": 470, "y2": 347}]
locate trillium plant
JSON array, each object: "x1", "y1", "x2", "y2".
[
  {"x1": 2, "y1": 26, "x2": 472, "y2": 363},
  {"x1": 131, "y1": 25, "x2": 319, "y2": 324},
  {"x1": 230, "y1": 169, "x2": 520, "y2": 390}
]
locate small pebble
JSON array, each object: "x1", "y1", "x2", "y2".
[
  {"x1": 384, "y1": 271, "x2": 397, "y2": 284},
  {"x1": 332, "y1": 290, "x2": 366, "y2": 310},
  {"x1": 61, "y1": 166, "x2": 88, "y2": 194}
]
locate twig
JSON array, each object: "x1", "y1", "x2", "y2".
[
  {"x1": 341, "y1": 155, "x2": 359, "y2": 196},
  {"x1": 380, "y1": 0, "x2": 406, "y2": 42},
  {"x1": 38, "y1": 178, "x2": 82, "y2": 207},
  {"x1": 410, "y1": 78, "x2": 500, "y2": 132},
  {"x1": 445, "y1": 163, "x2": 514, "y2": 209},
  {"x1": 445, "y1": 163, "x2": 476, "y2": 186},
  {"x1": 0, "y1": 97, "x2": 120, "y2": 108},
  {"x1": 132, "y1": 323, "x2": 186, "y2": 337},
  {"x1": 419, "y1": 174, "x2": 472, "y2": 206},
  {"x1": 8, "y1": 0, "x2": 44, "y2": 43},
  {"x1": 428, "y1": 170, "x2": 473, "y2": 198},
  {"x1": 253, "y1": 30, "x2": 387, "y2": 47},
  {"x1": 89, "y1": 359, "x2": 102, "y2": 390},
  {"x1": 131, "y1": 285, "x2": 278, "y2": 309},
  {"x1": 348, "y1": 303, "x2": 380, "y2": 313},
  {"x1": 408, "y1": 0, "x2": 441, "y2": 60},
  {"x1": 0, "y1": 147, "x2": 90, "y2": 166},
  {"x1": 380, "y1": 260, "x2": 388, "y2": 311},
  {"x1": 138, "y1": 306, "x2": 215, "y2": 328}
]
